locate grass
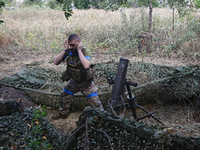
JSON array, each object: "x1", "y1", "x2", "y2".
[{"x1": 0, "y1": 6, "x2": 199, "y2": 62}]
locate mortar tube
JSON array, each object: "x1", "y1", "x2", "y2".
[{"x1": 107, "y1": 58, "x2": 129, "y2": 115}]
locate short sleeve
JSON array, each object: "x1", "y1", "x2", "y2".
[{"x1": 83, "y1": 48, "x2": 92, "y2": 62}]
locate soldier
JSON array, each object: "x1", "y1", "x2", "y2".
[{"x1": 52, "y1": 34, "x2": 104, "y2": 119}]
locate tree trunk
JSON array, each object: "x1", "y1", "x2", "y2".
[
  {"x1": 138, "y1": 0, "x2": 153, "y2": 53},
  {"x1": 149, "y1": 0, "x2": 152, "y2": 33}
]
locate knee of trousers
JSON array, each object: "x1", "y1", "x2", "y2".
[
  {"x1": 88, "y1": 96, "x2": 104, "y2": 111},
  {"x1": 82, "y1": 81, "x2": 98, "y2": 96},
  {"x1": 88, "y1": 95, "x2": 101, "y2": 106},
  {"x1": 59, "y1": 92, "x2": 73, "y2": 109}
]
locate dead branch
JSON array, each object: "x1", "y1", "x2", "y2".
[
  {"x1": 84, "y1": 117, "x2": 89, "y2": 150},
  {"x1": 59, "y1": 122, "x2": 86, "y2": 150},
  {"x1": 89, "y1": 128, "x2": 114, "y2": 150}
]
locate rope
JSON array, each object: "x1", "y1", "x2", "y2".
[{"x1": 0, "y1": 76, "x2": 177, "y2": 97}]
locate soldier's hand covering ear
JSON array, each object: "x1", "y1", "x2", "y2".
[
  {"x1": 77, "y1": 42, "x2": 83, "y2": 51},
  {"x1": 64, "y1": 39, "x2": 69, "y2": 49}
]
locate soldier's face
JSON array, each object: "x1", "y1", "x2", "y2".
[{"x1": 68, "y1": 40, "x2": 78, "y2": 51}]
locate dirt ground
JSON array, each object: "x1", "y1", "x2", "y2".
[{"x1": 1, "y1": 47, "x2": 200, "y2": 137}]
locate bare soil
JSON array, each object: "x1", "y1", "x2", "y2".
[
  {"x1": 0, "y1": 86, "x2": 36, "y2": 108},
  {"x1": 1, "y1": 48, "x2": 200, "y2": 137}
]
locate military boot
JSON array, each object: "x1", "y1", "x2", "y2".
[{"x1": 51, "y1": 108, "x2": 70, "y2": 119}]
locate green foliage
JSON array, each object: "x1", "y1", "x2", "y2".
[
  {"x1": 0, "y1": 0, "x2": 4, "y2": 24},
  {"x1": 55, "y1": 0, "x2": 127, "y2": 20},
  {"x1": 46, "y1": 0, "x2": 62, "y2": 9},
  {"x1": 73, "y1": 0, "x2": 127, "y2": 10},
  {"x1": 26, "y1": 105, "x2": 53, "y2": 150},
  {"x1": 46, "y1": 0, "x2": 73, "y2": 19},
  {"x1": 0, "y1": 0, "x2": 3, "y2": 7},
  {"x1": 74, "y1": 0, "x2": 90, "y2": 9},
  {"x1": 1, "y1": 0, "x2": 12, "y2": 6},
  {"x1": 99, "y1": 0, "x2": 128, "y2": 11},
  {"x1": 137, "y1": 0, "x2": 158, "y2": 7},
  {"x1": 22, "y1": 0, "x2": 43, "y2": 7},
  {"x1": 64, "y1": 9, "x2": 73, "y2": 19},
  {"x1": 99, "y1": 0, "x2": 119, "y2": 11},
  {"x1": 194, "y1": 0, "x2": 200, "y2": 8},
  {"x1": 32, "y1": 105, "x2": 48, "y2": 121},
  {"x1": 89, "y1": 0, "x2": 104, "y2": 9},
  {"x1": 62, "y1": 0, "x2": 72, "y2": 10},
  {"x1": 168, "y1": 0, "x2": 197, "y2": 17}
]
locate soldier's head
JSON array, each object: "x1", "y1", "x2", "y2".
[{"x1": 67, "y1": 34, "x2": 81, "y2": 51}]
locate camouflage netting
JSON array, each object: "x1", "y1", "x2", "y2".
[
  {"x1": 0, "y1": 60, "x2": 199, "y2": 109},
  {"x1": 132, "y1": 64, "x2": 200, "y2": 105},
  {"x1": 59, "y1": 107, "x2": 200, "y2": 150},
  {"x1": 1, "y1": 60, "x2": 200, "y2": 149},
  {"x1": 1, "y1": 107, "x2": 200, "y2": 150},
  {"x1": 0, "y1": 108, "x2": 69, "y2": 150}
]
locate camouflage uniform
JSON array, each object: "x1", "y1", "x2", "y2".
[{"x1": 58, "y1": 48, "x2": 104, "y2": 115}]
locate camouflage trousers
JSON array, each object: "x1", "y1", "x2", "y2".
[{"x1": 59, "y1": 79, "x2": 104, "y2": 115}]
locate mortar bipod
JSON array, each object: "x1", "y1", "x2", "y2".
[{"x1": 125, "y1": 79, "x2": 163, "y2": 124}]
